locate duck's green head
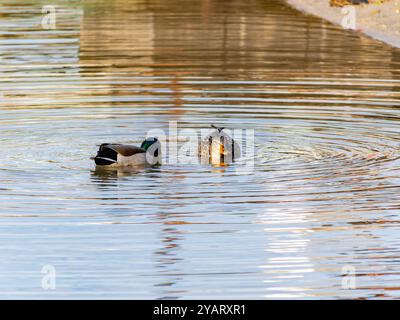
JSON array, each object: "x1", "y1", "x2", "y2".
[{"x1": 140, "y1": 137, "x2": 159, "y2": 151}]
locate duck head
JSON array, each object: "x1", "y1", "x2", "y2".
[
  {"x1": 141, "y1": 137, "x2": 159, "y2": 150},
  {"x1": 141, "y1": 137, "x2": 161, "y2": 164}
]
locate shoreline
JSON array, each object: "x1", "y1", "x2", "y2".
[{"x1": 285, "y1": 0, "x2": 400, "y2": 48}]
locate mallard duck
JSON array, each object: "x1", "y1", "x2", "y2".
[
  {"x1": 198, "y1": 125, "x2": 240, "y2": 164},
  {"x1": 92, "y1": 137, "x2": 161, "y2": 167}
]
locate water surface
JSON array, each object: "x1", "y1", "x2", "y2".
[{"x1": 1, "y1": 0, "x2": 400, "y2": 299}]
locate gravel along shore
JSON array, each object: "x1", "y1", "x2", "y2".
[{"x1": 285, "y1": 0, "x2": 400, "y2": 48}]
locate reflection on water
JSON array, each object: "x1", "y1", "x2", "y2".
[{"x1": 1, "y1": 0, "x2": 400, "y2": 299}]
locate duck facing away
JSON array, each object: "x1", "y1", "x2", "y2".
[
  {"x1": 198, "y1": 125, "x2": 240, "y2": 165},
  {"x1": 92, "y1": 137, "x2": 161, "y2": 167}
]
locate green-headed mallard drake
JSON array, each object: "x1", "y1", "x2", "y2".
[
  {"x1": 92, "y1": 137, "x2": 161, "y2": 167},
  {"x1": 198, "y1": 125, "x2": 240, "y2": 164}
]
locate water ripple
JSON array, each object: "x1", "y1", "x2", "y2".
[{"x1": 1, "y1": 0, "x2": 400, "y2": 299}]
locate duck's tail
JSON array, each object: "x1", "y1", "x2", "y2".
[
  {"x1": 92, "y1": 144, "x2": 118, "y2": 166},
  {"x1": 211, "y1": 124, "x2": 225, "y2": 132}
]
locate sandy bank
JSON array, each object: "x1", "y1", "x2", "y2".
[{"x1": 286, "y1": 0, "x2": 400, "y2": 48}]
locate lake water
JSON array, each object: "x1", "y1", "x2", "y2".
[{"x1": 1, "y1": 0, "x2": 400, "y2": 299}]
